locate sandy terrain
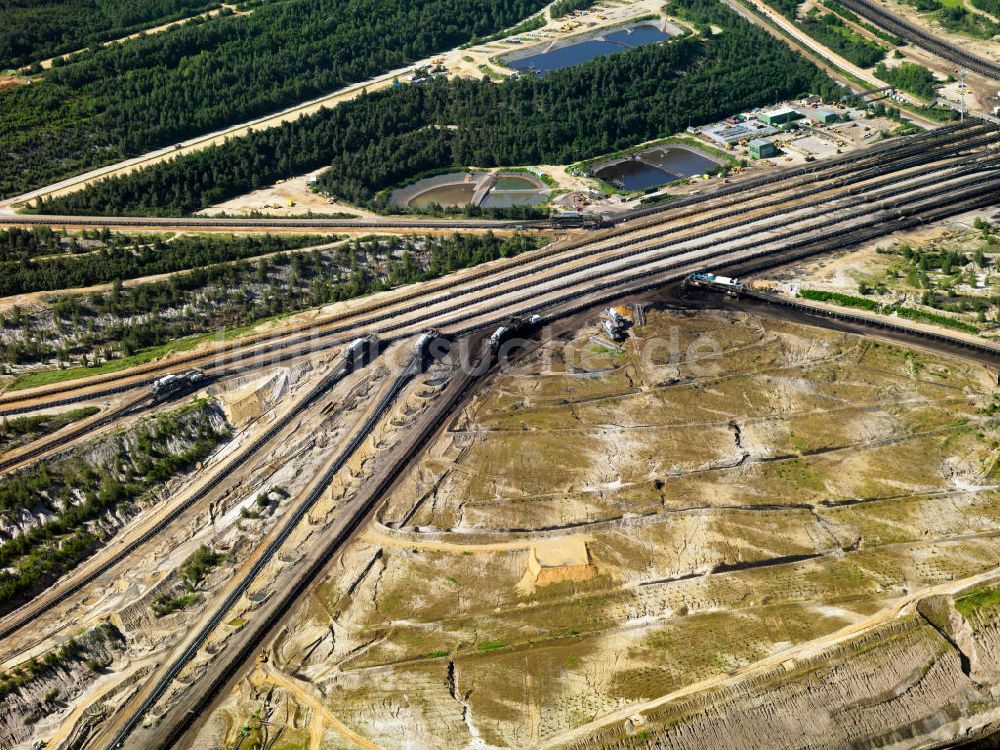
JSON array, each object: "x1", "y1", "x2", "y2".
[
  {"x1": 198, "y1": 174, "x2": 377, "y2": 218},
  {"x1": 755, "y1": 208, "x2": 1000, "y2": 343},
  {"x1": 189, "y1": 306, "x2": 1000, "y2": 749}
]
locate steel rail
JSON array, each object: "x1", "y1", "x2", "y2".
[
  {"x1": 105, "y1": 356, "x2": 418, "y2": 750},
  {"x1": 837, "y1": 0, "x2": 1000, "y2": 81},
  {"x1": 1, "y1": 130, "x2": 995, "y2": 415},
  {"x1": 112, "y1": 177, "x2": 1000, "y2": 750},
  {"x1": 0, "y1": 358, "x2": 354, "y2": 642}
]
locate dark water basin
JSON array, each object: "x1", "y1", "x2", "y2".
[
  {"x1": 594, "y1": 146, "x2": 721, "y2": 190},
  {"x1": 507, "y1": 24, "x2": 671, "y2": 74}
]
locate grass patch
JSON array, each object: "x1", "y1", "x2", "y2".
[
  {"x1": 955, "y1": 584, "x2": 1000, "y2": 619},
  {"x1": 477, "y1": 63, "x2": 506, "y2": 80},
  {"x1": 893, "y1": 306, "x2": 979, "y2": 333},
  {"x1": 798, "y1": 289, "x2": 879, "y2": 310},
  {"x1": 797, "y1": 289, "x2": 979, "y2": 333},
  {"x1": 477, "y1": 639, "x2": 506, "y2": 652}
]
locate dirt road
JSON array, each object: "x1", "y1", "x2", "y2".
[{"x1": 250, "y1": 665, "x2": 382, "y2": 750}]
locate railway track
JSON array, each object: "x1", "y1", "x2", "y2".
[
  {"x1": 0, "y1": 121, "x2": 995, "y2": 418},
  {"x1": 0, "y1": 214, "x2": 546, "y2": 231},
  {"x1": 742, "y1": 289, "x2": 1000, "y2": 355},
  {"x1": 0, "y1": 394, "x2": 150, "y2": 474},
  {"x1": 104, "y1": 174, "x2": 1000, "y2": 750},
  {"x1": 0, "y1": 140, "x2": 991, "y2": 747},
  {"x1": 836, "y1": 0, "x2": 1000, "y2": 81},
  {"x1": 0, "y1": 356, "x2": 356, "y2": 644},
  {"x1": 1, "y1": 127, "x2": 996, "y2": 489},
  {"x1": 5, "y1": 136, "x2": 995, "y2": 481},
  {"x1": 104, "y1": 354, "x2": 420, "y2": 750}
]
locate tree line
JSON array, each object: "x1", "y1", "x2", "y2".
[
  {"x1": 2, "y1": 231, "x2": 543, "y2": 369},
  {"x1": 0, "y1": 229, "x2": 325, "y2": 294},
  {"x1": 798, "y1": 10, "x2": 887, "y2": 68},
  {"x1": 41, "y1": 0, "x2": 842, "y2": 216},
  {"x1": 1, "y1": 0, "x2": 550, "y2": 198},
  {"x1": 0, "y1": 0, "x2": 221, "y2": 70}
]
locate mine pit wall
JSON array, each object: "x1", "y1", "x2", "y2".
[
  {"x1": 114, "y1": 569, "x2": 180, "y2": 633},
  {"x1": 0, "y1": 626, "x2": 124, "y2": 750},
  {"x1": 568, "y1": 605, "x2": 1000, "y2": 750}
]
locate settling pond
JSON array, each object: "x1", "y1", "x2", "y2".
[
  {"x1": 391, "y1": 172, "x2": 548, "y2": 209},
  {"x1": 504, "y1": 23, "x2": 674, "y2": 75},
  {"x1": 593, "y1": 145, "x2": 723, "y2": 191}
]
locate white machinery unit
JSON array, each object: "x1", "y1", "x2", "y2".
[{"x1": 150, "y1": 369, "x2": 205, "y2": 400}]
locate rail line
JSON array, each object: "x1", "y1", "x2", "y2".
[
  {"x1": 615, "y1": 119, "x2": 990, "y2": 225},
  {"x1": 1, "y1": 137, "x2": 995, "y2": 488},
  {"x1": 1, "y1": 147, "x2": 978, "y2": 419},
  {"x1": 0, "y1": 394, "x2": 149, "y2": 474},
  {"x1": 0, "y1": 131, "x2": 992, "y2": 608},
  {"x1": 104, "y1": 354, "x2": 419, "y2": 750},
  {"x1": 107, "y1": 178, "x2": 1000, "y2": 750},
  {"x1": 0, "y1": 155, "x2": 989, "y2": 746},
  {"x1": 448, "y1": 179, "x2": 1000, "y2": 341},
  {"x1": 742, "y1": 290, "x2": 1000, "y2": 354},
  {"x1": 1, "y1": 123, "x2": 995, "y2": 417},
  {"x1": 0, "y1": 215, "x2": 545, "y2": 231},
  {"x1": 836, "y1": 0, "x2": 1000, "y2": 81},
  {"x1": 2, "y1": 151, "x2": 993, "y2": 656},
  {"x1": 0, "y1": 356, "x2": 355, "y2": 643}
]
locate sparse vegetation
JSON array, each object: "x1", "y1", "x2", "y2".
[
  {"x1": 797, "y1": 289, "x2": 879, "y2": 310},
  {"x1": 0, "y1": 624, "x2": 122, "y2": 700},
  {"x1": 1, "y1": 231, "x2": 545, "y2": 376},
  {"x1": 0, "y1": 228, "x2": 327, "y2": 295},
  {"x1": 151, "y1": 592, "x2": 200, "y2": 618},
  {"x1": 955, "y1": 585, "x2": 1000, "y2": 619},
  {"x1": 0, "y1": 407, "x2": 100, "y2": 455},
  {"x1": 0, "y1": 400, "x2": 230, "y2": 611},
  {"x1": 180, "y1": 544, "x2": 225, "y2": 589},
  {"x1": 798, "y1": 288, "x2": 982, "y2": 333}
]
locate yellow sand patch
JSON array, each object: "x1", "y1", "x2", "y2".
[{"x1": 527, "y1": 537, "x2": 596, "y2": 587}]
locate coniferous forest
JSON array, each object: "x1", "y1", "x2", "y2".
[
  {"x1": 0, "y1": 0, "x2": 221, "y2": 69},
  {"x1": 40, "y1": 0, "x2": 842, "y2": 216},
  {"x1": 0, "y1": 0, "x2": 550, "y2": 198}
]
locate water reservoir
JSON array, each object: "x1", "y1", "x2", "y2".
[
  {"x1": 479, "y1": 174, "x2": 548, "y2": 208},
  {"x1": 506, "y1": 23, "x2": 672, "y2": 75},
  {"x1": 594, "y1": 145, "x2": 722, "y2": 191},
  {"x1": 408, "y1": 183, "x2": 477, "y2": 209}
]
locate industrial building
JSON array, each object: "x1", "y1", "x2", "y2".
[
  {"x1": 809, "y1": 108, "x2": 839, "y2": 124},
  {"x1": 760, "y1": 106, "x2": 804, "y2": 126},
  {"x1": 749, "y1": 138, "x2": 778, "y2": 159},
  {"x1": 701, "y1": 121, "x2": 777, "y2": 145}
]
